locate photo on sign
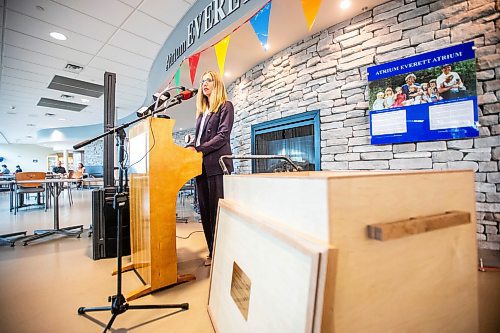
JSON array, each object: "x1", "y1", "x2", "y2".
[{"x1": 368, "y1": 59, "x2": 476, "y2": 111}]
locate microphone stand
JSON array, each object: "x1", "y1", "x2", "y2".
[{"x1": 75, "y1": 97, "x2": 186, "y2": 332}]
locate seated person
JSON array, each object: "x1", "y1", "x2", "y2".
[
  {"x1": 15, "y1": 165, "x2": 22, "y2": 173},
  {"x1": 76, "y1": 162, "x2": 86, "y2": 174},
  {"x1": 52, "y1": 161, "x2": 66, "y2": 174},
  {"x1": 1, "y1": 164, "x2": 11, "y2": 174},
  {"x1": 75, "y1": 163, "x2": 87, "y2": 188}
]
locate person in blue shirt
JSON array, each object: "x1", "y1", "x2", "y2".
[
  {"x1": 52, "y1": 161, "x2": 66, "y2": 174},
  {"x1": 1, "y1": 164, "x2": 11, "y2": 174},
  {"x1": 15, "y1": 165, "x2": 22, "y2": 173},
  {"x1": 401, "y1": 73, "x2": 420, "y2": 100}
]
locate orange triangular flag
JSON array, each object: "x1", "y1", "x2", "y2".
[
  {"x1": 301, "y1": 0, "x2": 322, "y2": 31},
  {"x1": 214, "y1": 35, "x2": 230, "y2": 77},
  {"x1": 188, "y1": 53, "x2": 201, "y2": 86}
]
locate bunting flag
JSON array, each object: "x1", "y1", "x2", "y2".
[
  {"x1": 214, "y1": 35, "x2": 230, "y2": 77},
  {"x1": 301, "y1": 0, "x2": 322, "y2": 31},
  {"x1": 250, "y1": 2, "x2": 272, "y2": 51},
  {"x1": 188, "y1": 53, "x2": 201, "y2": 86},
  {"x1": 174, "y1": 66, "x2": 181, "y2": 91}
]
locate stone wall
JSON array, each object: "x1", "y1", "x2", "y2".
[
  {"x1": 83, "y1": 139, "x2": 104, "y2": 166},
  {"x1": 228, "y1": 0, "x2": 500, "y2": 249},
  {"x1": 173, "y1": 128, "x2": 196, "y2": 147}
]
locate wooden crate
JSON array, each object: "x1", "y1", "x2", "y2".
[{"x1": 216, "y1": 170, "x2": 478, "y2": 333}]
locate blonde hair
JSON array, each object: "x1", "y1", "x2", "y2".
[{"x1": 196, "y1": 70, "x2": 227, "y2": 118}]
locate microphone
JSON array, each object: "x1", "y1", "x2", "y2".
[
  {"x1": 136, "y1": 90, "x2": 171, "y2": 117},
  {"x1": 174, "y1": 88, "x2": 198, "y2": 101}
]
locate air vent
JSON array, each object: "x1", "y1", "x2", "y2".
[
  {"x1": 45, "y1": 112, "x2": 56, "y2": 116},
  {"x1": 37, "y1": 98, "x2": 87, "y2": 112},
  {"x1": 26, "y1": 124, "x2": 36, "y2": 127},
  {"x1": 60, "y1": 94, "x2": 74, "y2": 99},
  {"x1": 64, "y1": 63, "x2": 84, "y2": 73},
  {"x1": 48, "y1": 75, "x2": 104, "y2": 98}
]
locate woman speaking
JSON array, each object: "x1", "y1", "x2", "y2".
[{"x1": 187, "y1": 70, "x2": 234, "y2": 266}]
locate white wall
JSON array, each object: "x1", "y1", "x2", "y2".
[{"x1": 0, "y1": 144, "x2": 55, "y2": 172}]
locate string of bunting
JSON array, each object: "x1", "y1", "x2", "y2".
[{"x1": 167, "y1": 0, "x2": 322, "y2": 88}]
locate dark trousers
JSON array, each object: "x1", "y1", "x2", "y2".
[{"x1": 195, "y1": 171, "x2": 224, "y2": 257}]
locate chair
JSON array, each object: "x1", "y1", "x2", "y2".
[
  {"x1": 72, "y1": 171, "x2": 83, "y2": 189},
  {"x1": 14, "y1": 172, "x2": 46, "y2": 215}
]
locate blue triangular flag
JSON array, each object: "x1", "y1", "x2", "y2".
[{"x1": 250, "y1": 2, "x2": 272, "y2": 51}]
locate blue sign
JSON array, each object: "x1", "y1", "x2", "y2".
[{"x1": 368, "y1": 42, "x2": 478, "y2": 145}]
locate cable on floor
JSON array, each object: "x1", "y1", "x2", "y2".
[{"x1": 176, "y1": 230, "x2": 204, "y2": 239}]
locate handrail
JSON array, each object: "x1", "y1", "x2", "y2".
[{"x1": 218, "y1": 155, "x2": 301, "y2": 175}]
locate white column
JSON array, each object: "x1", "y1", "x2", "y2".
[{"x1": 63, "y1": 149, "x2": 68, "y2": 170}]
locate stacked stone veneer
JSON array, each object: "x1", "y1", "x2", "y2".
[
  {"x1": 227, "y1": 0, "x2": 500, "y2": 249},
  {"x1": 173, "y1": 128, "x2": 196, "y2": 147},
  {"x1": 83, "y1": 139, "x2": 104, "y2": 166}
]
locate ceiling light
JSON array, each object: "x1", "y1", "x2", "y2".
[
  {"x1": 27, "y1": 124, "x2": 36, "y2": 127},
  {"x1": 50, "y1": 32, "x2": 67, "y2": 40},
  {"x1": 340, "y1": 0, "x2": 351, "y2": 9},
  {"x1": 224, "y1": 72, "x2": 231, "y2": 77},
  {"x1": 81, "y1": 98, "x2": 90, "y2": 103},
  {"x1": 59, "y1": 118, "x2": 66, "y2": 121},
  {"x1": 264, "y1": 43, "x2": 270, "y2": 51}
]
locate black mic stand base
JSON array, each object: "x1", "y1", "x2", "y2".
[{"x1": 78, "y1": 295, "x2": 189, "y2": 332}]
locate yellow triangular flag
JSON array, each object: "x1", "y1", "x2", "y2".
[
  {"x1": 214, "y1": 35, "x2": 230, "y2": 77},
  {"x1": 301, "y1": 0, "x2": 322, "y2": 31}
]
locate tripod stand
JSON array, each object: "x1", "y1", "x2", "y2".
[{"x1": 75, "y1": 97, "x2": 187, "y2": 332}]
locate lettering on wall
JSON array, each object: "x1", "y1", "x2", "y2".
[{"x1": 166, "y1": 0, "x2": 253, "y2": 71}]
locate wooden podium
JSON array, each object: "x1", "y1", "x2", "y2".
[{"x1": 123, "y1": 117, "x2": 201, "y2": 300}]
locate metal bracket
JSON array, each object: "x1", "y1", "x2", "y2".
[{"x1": 219, "y1": 155, "x2": 301, "y2": 175}]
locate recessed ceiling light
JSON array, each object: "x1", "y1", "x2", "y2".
[
  {"x1": 264, "y1": 43, "x2": 270, "y2": 51},
  {"x1": 340, "y1": 0, "x2": 351, "y2": 9},
  {"x1": 50, "y1": 32, "x2": 67, "y2": 40},
  {"x1": 59, "y1": 118, "x2": 66, "y2": 121},
  {"x1": 81, "y1": 98, "x2": 90, "y2": 103},
  {"x1": 224, "y1": 72, "x2": 231, "y2": 77}
]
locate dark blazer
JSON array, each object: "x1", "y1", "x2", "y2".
[{"x1": 193, "y1": 101, "x2": 234, "y2": 176}]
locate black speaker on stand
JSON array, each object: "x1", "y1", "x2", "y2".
[
  {"x1": 91, "y1": 187, "x2": 130, "y2": 259},
  {"x1": 91, "y1": 72, "x2": 130, "y2": 260}
]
